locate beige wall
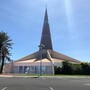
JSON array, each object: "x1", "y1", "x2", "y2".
[{"x1": 4, "y1": 59, "x2": 62, "y2": 74}]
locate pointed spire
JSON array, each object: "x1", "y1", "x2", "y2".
[
  {"x1": 44, "y1": 8, "x2": 48, "y2": 23},
  {"x1": 40, "y1": 8, "x2": 53, "y2": 50}
]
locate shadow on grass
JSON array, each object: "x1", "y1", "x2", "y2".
[{"x1": 32, "y1": 76, "x2": 39, "y2": 78}]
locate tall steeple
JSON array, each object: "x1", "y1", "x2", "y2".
[
  {"x1": 13, "y1": 8, "x2": 81, "y2": 75},
  {"x1": 40, "y1": 8, "x2": 53, "y2": 50}
]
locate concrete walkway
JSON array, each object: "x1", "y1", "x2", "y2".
[{"x1": 0, "y1": 73, "x2": 90, "y2": 78}]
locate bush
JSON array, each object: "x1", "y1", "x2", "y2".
[
  {"x1": 81, "y1": 63, "x2": 90, "y2": 75},
  {"x1": 54, "y1": 61, "x2": 90, "y2": 75},
  {"x1": 72, "y1": 64, "x2": 82, "y2": 75},
  {"x1": 54, "y1": 66, "x2": 62, "y2": 74},
  {"x1": 62, "y1": 61, "x2": 74, "y2": 74}
]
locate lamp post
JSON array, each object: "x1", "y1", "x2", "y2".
[{"x1": 38, "y1": 44, "x2": 44, "y2": 76}]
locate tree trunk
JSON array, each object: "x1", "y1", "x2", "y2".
[
  {"x1": 0, "y1": 56, "x2": 4, "y2": 74},
  {"x1": 0, "y1": 44, "x2": 3, "y2": 61}
]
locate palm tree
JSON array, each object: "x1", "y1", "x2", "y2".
[{"x1": 0, "y1": 31, "x2": 13, "y2": 74}]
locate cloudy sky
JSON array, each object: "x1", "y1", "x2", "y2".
[{"x1": 0, "y1": 0, "x2": 90, "y2": 62}]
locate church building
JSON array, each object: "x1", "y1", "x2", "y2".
[{"x1": 4, "y1": 8, "x2": 80, "y2": 74}]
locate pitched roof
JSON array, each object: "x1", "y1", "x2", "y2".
[{"x1": 15, "y1": 50, "x2": 80, "y2": 63}]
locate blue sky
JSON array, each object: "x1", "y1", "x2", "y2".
[{"x1": 0, "y1": 0, "x2": 90, "y2": 62}]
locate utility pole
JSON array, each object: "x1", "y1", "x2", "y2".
[{"x1": 38, "y1": 44, "x2": 44, "y2": 76}]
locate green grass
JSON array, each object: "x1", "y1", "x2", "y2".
[{"x1": 14, "y1": 74, "x2": 55, "y2": 76}]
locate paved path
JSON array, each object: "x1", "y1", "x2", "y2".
[{"x1": 0, "y1": 77, "x2": 90, "y2": 90}]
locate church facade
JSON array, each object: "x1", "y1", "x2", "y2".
[{"x1": 4, "y1": 9, "x2": 80, "y2": 74}]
